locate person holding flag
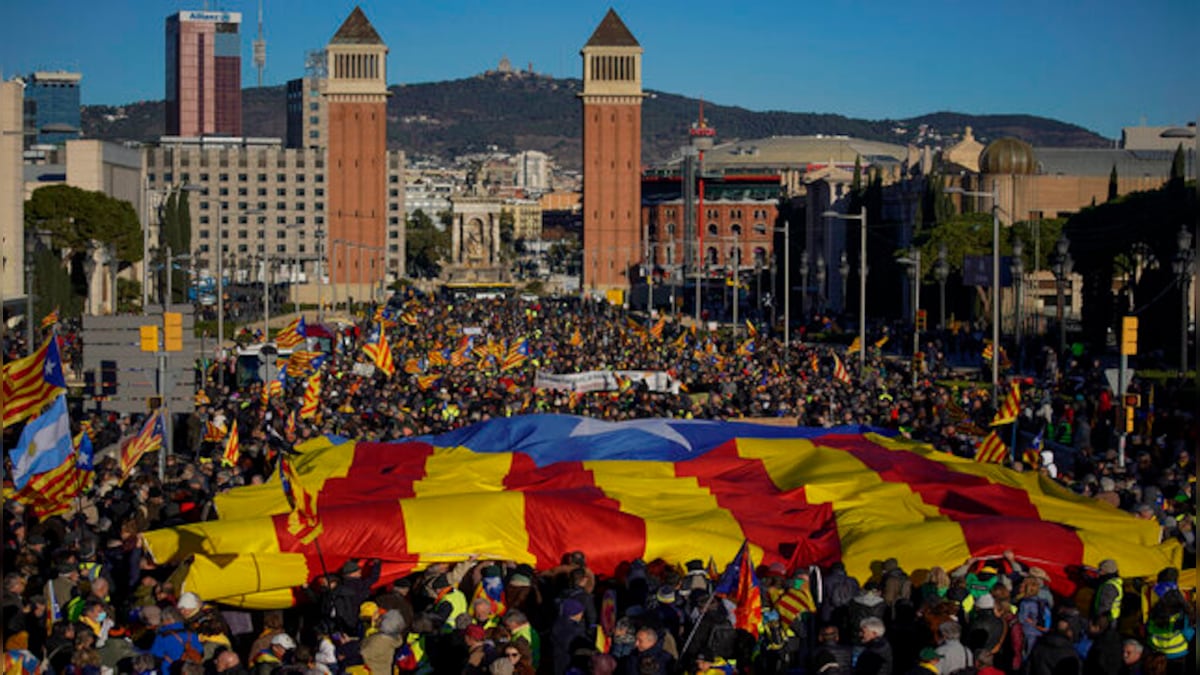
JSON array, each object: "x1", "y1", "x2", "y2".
[
  {"x1": 222, "y1": 420, "x2": 240, "y2": 467},
  {"x1": 7, "y1": 394, "x2": 73, "y2": 491},
  {"x1": 119, "y1": 409, "x2": 166, "y2": 480}
]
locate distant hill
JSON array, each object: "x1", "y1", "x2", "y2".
[{"x1": 81, "y1": 72, "x2": 1112, "y2": 170}]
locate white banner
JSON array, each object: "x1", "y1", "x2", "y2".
[{"x1": 533, "y1": 370, "x2": 680, "y2": 394}]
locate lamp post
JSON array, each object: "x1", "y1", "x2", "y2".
[
  {"x1": 814, "y1": 255, "x2": 826, "y2": 315},
  {"x1": 822, "y1": 209, "x2": 868, "y2": 377},
  {"x1": 1173, "y1": 225, "x2": 1195, "y2": 373},
  {"x1": 782, "y1": 221, "x2": 790, "y2": 347},
  {"x1": 899, "y1": 247, "x2": 922, "y2": 388},
  {"x1": 798, "y1": 250, "x2": 809, "y2": 322},
  {"x1": 1160, "y1": 119, "x2": 1199, "y2": 386},
  {"x1": 944, "y1": 183, "x2": 1000, "y2": 393},
  {"x1": 934, "y1": 243, "x2": 949, "y2": 332},
  {"x1": 838, "y1": 251, "x2": 850, "y2": 315},
  {"x1": 1010, "y1": 236, "x2": 1025, "y2": 368},
  {"x1": 1050, "y1": 233, "x2": 1073, "y2": 355}
]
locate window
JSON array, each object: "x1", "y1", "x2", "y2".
[
  {"x1": 277, "y1": 216, "x2": 287, "y2": 224},
  {"x1": 295, "y1": 174, "x2": 305, "y2": 183},
  {"x1": 237, "y1": 230, "x2": 248, "y2": 239},
  {"x1": 309, "y1": 131, "x2": 319, "y2": 139},
  {"x1": 708, "y1": 223, "x2": 719, "y2": 236},
  {"x1": 275, "y1": 201, "x2": 285, "y2": 210},
  {"x1": 754, "y1": 223, "x2": 767, "y2": 235},
  {"x1": 198, "y1": 244, "x2": 209, "y2": 253},
  {"x1": 237, "y1": 201, "x2": 248, "y2": 210},
  {"x1": 238, "y1": 187, "x2": 248, "y2": 196},
  {"x1": 258, "y1": 173, "x2": 267, "y2": 181},
  {"x1": 276, "y1": 188, "x2": 286, "y2": 197},
  {"x1": 199, "y1": 215, "x2": 210, "y2": 224},
  {"x1": 315, "y1": 188, "x2": 324, "y2": 197},
  {"x1": 164, "y1": 173, "x2": 174, "y2": 182},
  {"x1": 315, "y1": 202, "x2": 324, "y2": 211},
  {"x1": 257, "y1": 187, "x2": 267, "y2": 196},
  {"x1": 315, "y1": 216, "x2": 324, "y2": 225},
  {"x1": 257, "y1": 202, "x2": 267, "y2": 210},
  {"x1": 198, "y1": 229, "x2": 210, "y2": 239},
  {"x1": 199, "y1": 173, "x2": 209, "y2": 181},
  {"x1": 148, "y1": 173, "x2": 156, "y2": 183},
  {"x1": 309, "y1": 102, "x2": 319, "y2": 111},
  {"x1": 731, "y1": 224, "x2": 742, "y2": 237},
  {"x1": 256, "y1": 230, "x2": 266, "y2": 240},
  {"x1": 389, "y1": 175, "x2": 399, "y2": 183},
  {"x1": 295, "y1": 203, "x2": 305, "y2": 211},
  {"x1": 277, "y1": 174, "x2": 286, "y2": 182},
  {"x1": 218, "y1": 173, "x2": 229, "y2": 182},
  {"x1": 315, "y1": 174, "x2": 324, "y2": 183},
  {"x1": 295, "y1": 188, "x2": 306, "y2": 197},
  {"x1": 200, "y1": 202, "x2": 210, "y2": 211},
  {"x1": 389, "y1": 189, "x2": 399, "y2": 197},
  {"x1": 389, "y1": 217, "x2": 400, "y2": 225},
  {"x1": 296, "y1": 216, "x2": 305, "y2": 225},
  {"x1": 237, "y1": 244, "x2": 247, "y2": 253},
  {"x1": 219, "y1": 187, "x2": 230, "y2": 196}
]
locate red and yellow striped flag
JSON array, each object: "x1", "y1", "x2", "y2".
[
  {"x1": 119, "y1": 410, "x2": 165, "y2": 479},
  {"x1": 40, "y1": 307, "x2": 59, "y2": 329},
  {"x1": 2, "y1": 337, "x2": 68, "y2": 428},
  {"x1": 774, "y1": 584, "x2": 816, "y2": 625},
  {"x1": 569, "y1": 328, "x2": 583, "y2": 347},
  {"x1": 300, "y1": 373, "x2": 321, "y2": 420},
  {"x1": 832, "y1": 352, "x2": 852, "y2": 385},
  {"x1": 991, "y1": 385, "x2": 1020, "y2": 426},
  {"x1": 649, "y1": 317, "x2": 666, "y2": 341},
  {"x1": 363, "y1": 325, "x2": 396, "y2": 377},
  {"x1": 222, "y1": 420, "x2": 240, "y2": 467},
  {"x1": 974, "y1": 431, "x2": 1008, "y2": 464},
  {"x1": 1022, "y1": 447, "x2": 1041, "y2": 469},
  {"x1": 846, "y1": 337, "x2": 862, "y2": 355}
]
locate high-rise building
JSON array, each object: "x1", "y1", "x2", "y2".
[
  {"x1": 0, "y1": 80, "x2": 26, "y2": 309},
  {"x1": 323, "y1": 7, "x2": 393, "y2": 285},
  {"x1": 23, "y1": 71, "x2": 82, "y2": 146},
  {"x1": 580, "y1": 9, "x2": 644, "y2": 295},
  {"x1": 165, "y1": 9, "x2": 243, "y2": 137},
  {"x1": 286, "y1": 51, "x2": 328, "y2": 151}
]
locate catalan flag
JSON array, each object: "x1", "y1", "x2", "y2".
[
  {"x1": 416, "y1": 374, "x2": 441, "y2": 391},
  {"x1": 222, "y1": 420, "x2": 240, "y2": 466},
  {"x1": 2, "y1": 336, "x2": 68, "y2": 428},
  {"x1": 832, "y1": 352, "x2": 852, "y2": 385},
  {"x1": 13, "y1": 431, "x2": 94, "y2": 520},
  {"x1": 715, "y1": 541, "x2": 762, "y2": 639},
  {"x1": 847, "y1": 337, "x2": 862, "y2": 355},
  {"x1": 874, "y1": 336, "x2": 890, "y2": 349},
  {"x1": 974, "y1": 431, "x2": 1008, "y2": 464},
  {"x1": 569, "y1": 328, "x2": 583, "y2": 347},
  {"x1": 120, "y1": 409, "x2": 165, "y2": 479},
  {"x1": 278, "y1": 456, "x2": 323, "y2": 544},
  {"x1": 8, "y1": 395, "x2": 73, "y2": 490},
  {"x1": 672, "y1": 331, "x2": 689, "y2": 351},
  {"x1": 204, "y1": 419, "x2": 228, "y2": 443},
  {"x1": 142, "y1": 415, "x2": 1181, "y2": 609},
  {"x1": 274, "y1": 316, "x2": 307, "y2": 349},
  {"x1": 774, "y1": 583, "x2": 816, "y2": 625},
  {"x1": 40, "y1": 307, "x2": 60, "y2": 329},
  {"x1": 502, "y1": 338, "x2": 530, "y2": 371},
  {"x1": 363, "y1": 324, "x2": 395, "y2": 377},
  {"x1": 735, "y1": 338, "x2": 756, "y2": 357},
  {"x1": 991, "y1": 384, "x2": 1021, "y2": 426},
  {"x1": 285, "y1": 350, "x2": 323, "y2": 378},
  {"x1": 427, "y1": 349, "x2": 449, "y2": 367},
  {"x1": 285, "y1": 410, "x2": 298, "y2": 444},
  {"x1": 745, "y1": 320, "x2": 758, "y2": 340},
  {"x1": 649, "y1": 317, "x2": 666, "y2": 341},
  {"x1": 810, "y1": 351, "x2": 820, "y2": 374},
  {"x1": 300, "y1": 373, "x2": 321, "y2": 420},
  {"x1": 403, "y1": 357, "x2": 423, "y2": 375}
]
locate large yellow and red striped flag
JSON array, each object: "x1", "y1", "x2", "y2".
[
  {"x1": 300, "y1": 373, "x2": 321, "y2": 420},
  {"x1": 141, "y1": 417, "x2": 1180, "y2": 609},
  {"x1": 363, "y1": 324, "x2": 395, "y2": 377},
  {"x1": 974, "y1": 431, "x2": 1008, "y2": 464},
  {"x1": 222, "y1": 420, "x2": 240, "y2": 466},
  {"x1": 40, "y1": 307, "x2": 60, "y2": 329},
  {"x1": 285, "y1": 350, "x2": 322, "y2": 378},
  {"x1": 119, "y1": 410, "x2": 165, "y2": 478},
  {"x1": 2, "y1": 336, "x2": 68, "y2": 428},
  {"x1": 991, "y1": 385, "x2": 1021, "y2": 426}
]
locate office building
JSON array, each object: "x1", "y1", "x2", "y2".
[
  {"x1": 580, "y1": 9, "x2": 644, "y2": 295},
  {"x1": 165, "y1": 9, "x2": 243, "y2": 137},
  {"x1": 23, "y1": 71, "x2": 82, "y2": 146},
  {"x1": 0, "y1": 80, "x2": 25, "y2": 310}
]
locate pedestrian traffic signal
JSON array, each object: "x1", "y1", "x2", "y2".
[
  {"x1": 913, "y1": 351, "x2": 925, "y2": 373},
  {"x1": 1124, "y1": 406, "x2": 1135, "y2": 433},
  {"x1": 916, "y1": 309, "x2": 927, "y2": 331}
]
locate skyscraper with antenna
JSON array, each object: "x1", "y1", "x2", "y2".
[{"x1": 253, "y1": 0, "x2": 266, "y2": 87}]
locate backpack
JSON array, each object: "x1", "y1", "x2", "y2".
[{"x1": 168, "y1": 631, "x2": 203, "y2": 665}]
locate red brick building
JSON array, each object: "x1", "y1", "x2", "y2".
[
  {"x1": 324, "y1": 8, "x2": 388, "y2": 288},
  {"x1": 580, "y1": 9, "x2": 644, "y2": 295}
]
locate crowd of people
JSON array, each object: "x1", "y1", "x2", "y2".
[{"x1": 2, "y1": 293, "x2": 1195, "y2": 674}]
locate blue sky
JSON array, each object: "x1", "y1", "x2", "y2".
[{"x1": 2, "y1": 0, "x2": 1196, "y2": 140}]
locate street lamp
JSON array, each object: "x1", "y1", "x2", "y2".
[
  {"x1": 822, "y1": 209, "x2": 868, "y2": 377},
  {"x1": 1160, "y1": 119, "x2": 1198, "y2": 385},
  {"x1": 798, "y1": 250, "x2": 809, "y2": 321},
  {"x1": 1050, "y1": 233, "x2": 1073, "y2": 355},
  {"x1": 1172, "y1": 225, "x2": 1195, "y2": 373},
  {"x1": 944, "y1": 183, "x2": 1000, "y2": 393},
  {"x1": 898, "y1": 247, "x2": 922, "y2": 388},
  {"x1": 838, "y1": 251, "x2": 850, "y2": 314},
  {"x1": 934, "y1": 243, "x2": 949, "y2": 331},
  {"x1": 814, "y1": 255, "x2": 827, "y2": 314},
  {"x1": 1010, "y1": 236, "x2": 1025, "y2": 367}
]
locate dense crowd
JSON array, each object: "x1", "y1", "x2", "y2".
[{"x1": 2, "y1": 294, "x2": 1195, "y2": 674}]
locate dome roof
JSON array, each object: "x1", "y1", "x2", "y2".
[{"x1": 980, "y1": 137, "x2": 1037, "y2": 175}]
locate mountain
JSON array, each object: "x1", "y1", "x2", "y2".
[{"x1": 81, "y1": 72, "x2": 1112, "y2": 170}]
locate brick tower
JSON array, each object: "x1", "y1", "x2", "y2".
[
  {"x1": 324, "y1": 7, "x2": 388, "y2": 292},
  {"x1": 580, "y1": 9, "x2": 644, "y2": 296}
]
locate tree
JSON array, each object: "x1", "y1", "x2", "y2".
[
  {"x1": 24, "y1": 185, "x2": 143, "y2": 317},
  {"x1": 1107, "y1": 163, "x2": 1118, "y2": 202},
  {"x1": 406, "y1": 209, "x2": 450, "y2": 279},
  {"x1": 851, "y1": 155, "x2": 863, "y2": 195}
]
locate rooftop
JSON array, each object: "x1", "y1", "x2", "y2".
[
  {"x1": 330, "y1": 7, "x2": 384, "y2": 46},
  {"x1": 584, "y1": 9, "x2": 640, "y2": 48}
]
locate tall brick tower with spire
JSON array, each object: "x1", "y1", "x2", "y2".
[
  {"x1": 580, "y1": 9, "x2": 644, "y2": 296},
  {"x1": 324, "y1": 7, "x2": 388, "y2": 292}
]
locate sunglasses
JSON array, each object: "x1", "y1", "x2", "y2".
[{"x1": 505, "y1": 652, "x2": 520, "y2": 658}]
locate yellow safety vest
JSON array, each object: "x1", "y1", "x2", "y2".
[
  {"x1": 1095, "y1": 577, "x2": 1123, "y2": 621},
  {"x1": 1146, "y1": 614, "x2": 1189, "y2": 658}
]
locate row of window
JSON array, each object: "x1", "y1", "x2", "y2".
[
  {"x1": 150, "y1": 172, "x2": 326, "y2": 183},
  {"x1": 664, "y1": 207, "x2": 773, "y2": 220},
  {"x1": 643, "y1": 246, "x2": 770, "y2": 267},
  {"x1": 648, "y1": 223, "x2": 770, "y2": 238}
]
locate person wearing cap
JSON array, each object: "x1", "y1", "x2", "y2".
[
  {"x1": 965, "y1": 591, "x2": 1005, "y2": 656},
  {"x1": 550, "y1": 598, "x2": 587, "y2": 675},
  {"x1": 934, "y1": 620, "x2": 973, "y2": 675},
  {"x1": 908, "y1": 647, "x2": 941, "y2": 675},
  {"x1": 428, "y1": 573, "x2": 469, "y2": 633},
  {"x1": 1092, "y1": 560, "x2": 1122, "y2": 623},
  {"x1": 462, "y1": 623, "x2": 493, "y2": 674},
  {"x1": 693, "y1": 651, "x2": 735, "y2": 674},
  {"x1": 250, "y1": 632, "x2": 296, "y2": 674},
  {"x1": 149, "y1": 605, "x2": 202, "y2": 675},
  {"x1": 556, "y1": 566, "x2": 597, "y2": 629},
  {"x1": 323, "y1": 559, "x2": 380, "y2": 636},
  {"x1": 176, "y1": 591, "x2": 204, "y2": 624}
]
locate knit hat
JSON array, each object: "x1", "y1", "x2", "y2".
[
  {"x1": 1098, "y1": 559, "x2": 1118, "y2": 575},
  {"x1": 508, "y1": 573, "x2": 531, "y2": 588},
  {"x1": 359, "y1": 601, "x2": 380, "y2": 618},
  {"x1": 464, "y1": 624, "x2": 486, "y2": 641},
  {"x1": 655, "y1": 587, "x2": 675, "y2": 604},
  {"x1": 177, "y1": 592, "x2": 202, "y2": 612},
  {"x1": 919, "y1": 648, "x2": 940, "y2": 662}
]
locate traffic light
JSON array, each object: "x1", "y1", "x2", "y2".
[
  {"x1": 916, "y1": 309, "x2": 927, "y2": 331},
  {"x1": 1124, "y1": 406, "x2": 1135, "y2": 433},
  {"x1": 913, "y1": 351, "x2": 925, "y2": 373},
  {"x1": 1120, "y1": 316, "x2": 1138, "y2": 355},
  {"x1": 140, "y1": 325, "x2": 159, "y2": 352},
  {"x1": 100, "y1": 360, "x2": 118, "y2": 396},
  {"x1": 164, "y1": 312, "x2": 184, "y2": 352}
]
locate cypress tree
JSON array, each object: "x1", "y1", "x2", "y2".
[{"x1": 1107, "y1": 163, "x2": 1118, "y2": 202}]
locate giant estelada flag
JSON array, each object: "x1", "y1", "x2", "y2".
[{"x1": 141, "y1": 415, "x2": 1181, "y2": 609}]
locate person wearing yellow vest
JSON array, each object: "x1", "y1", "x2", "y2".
[
  {"x1": 1144, "y1": 580, "x2": 1194, "y2": 664},
  {"x1": 1092, "y1": 559, "x2": 1122, "y2": 622},
  {"x1": 429, "y1": 574, "x2": 468, "y2": 632}
]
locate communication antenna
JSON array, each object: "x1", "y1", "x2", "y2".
[{"x1": 253, "y1": 0, "x2": 266, "y2": 87}]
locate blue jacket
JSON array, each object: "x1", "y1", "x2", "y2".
[{"x1": 149, "y1": 621, "x2": 202, "y2": 674}]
